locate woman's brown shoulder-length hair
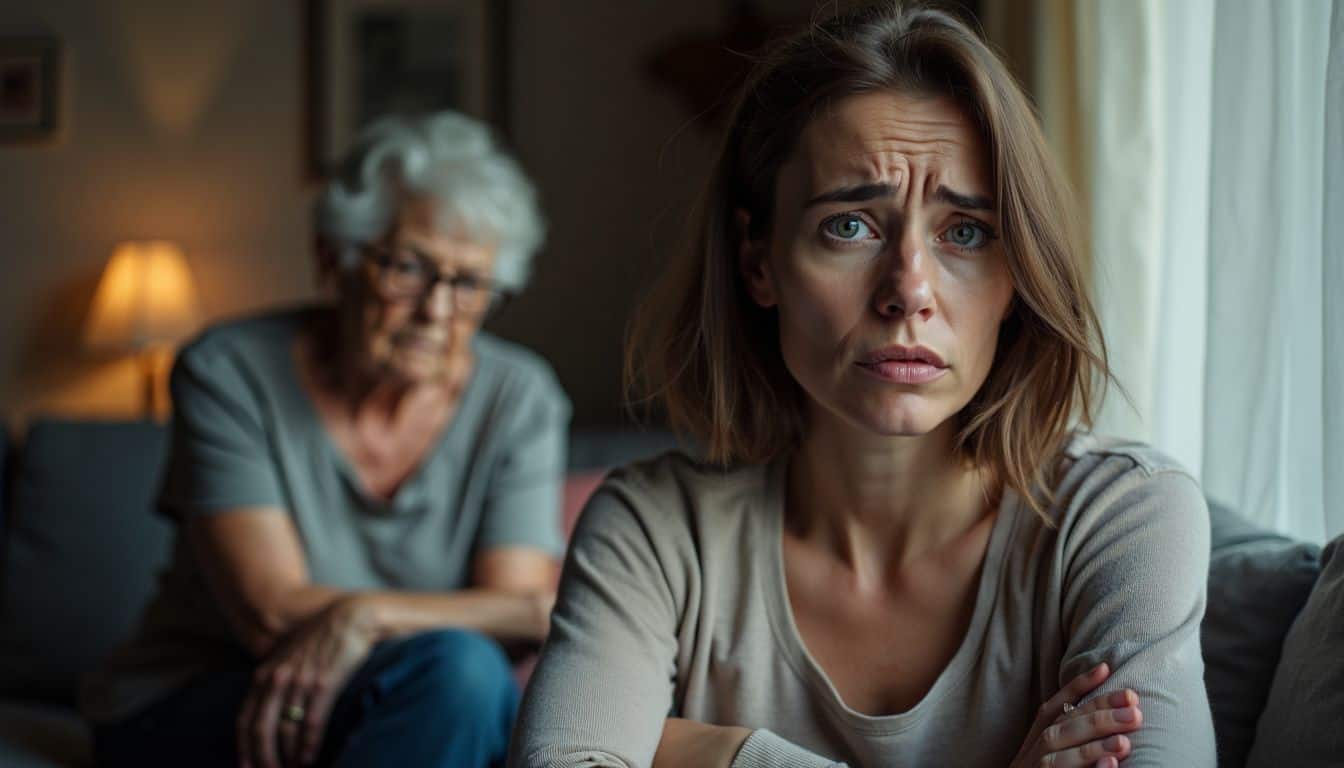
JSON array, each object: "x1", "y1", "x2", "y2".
[{"x1": 626, "y1": 0, "x2": 1111, "y2": 518}]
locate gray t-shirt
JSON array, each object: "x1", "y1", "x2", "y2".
[
  {"x1": 81, "y1": 306, "x2": 570, "y2": 723},
  {"x1": 511, "y1": 434, "x2": 1214, "y2": 767}
]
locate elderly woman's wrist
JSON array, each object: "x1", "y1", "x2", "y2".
[
  {"x1": 524, "y1": 588, "x2": 556, "y2": 639},
  {"x1": 336, "y1": 592, "x2": 385, "y2": 642}
]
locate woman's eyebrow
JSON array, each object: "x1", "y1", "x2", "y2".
[
  {"x1": 933, "y1": 185, "x2": 994, "y2": 211},
  {"x1": 395, "y1": 242, "x2": 444, "y2": 265},
  {"x1": 804, "y1": 182, "x2": 994, "y2": 211},
  {"x1": 805, "y1": 182, "x2": 894, "y2": 208}
]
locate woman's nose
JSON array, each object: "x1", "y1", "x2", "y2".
[
  {"x1": 417, "y1": 280, "x2": 456, "y2": 321},
  {"x1": 874, "y1": 230, "x2": 935, "y2": 321}
]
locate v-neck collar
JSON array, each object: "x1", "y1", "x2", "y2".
[{"x1": 758, "y1": 457, "x2": 1019, "y2": 735}]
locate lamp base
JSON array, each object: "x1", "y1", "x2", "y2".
[{"x1": 138, "y1": 346, "x2": 170, "y2": 420}]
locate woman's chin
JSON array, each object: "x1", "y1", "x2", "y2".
[
  {"x1": 384, "y1": 352, "x2": 448, "y2": 386},
  {"x1": 830, "y1": 391, "x2": 944, "y2": 436},
  {"x1": 852, "y1": 402, "x2": 949, "y2": 438}
]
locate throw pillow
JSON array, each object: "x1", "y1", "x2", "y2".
[{"x1": 1246, "y1": 531, "x2": 1344, "y2": 767}]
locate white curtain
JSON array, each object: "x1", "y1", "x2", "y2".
[{"x1": 1007, "y1": 0, "x2": 1344, "y2": 542}]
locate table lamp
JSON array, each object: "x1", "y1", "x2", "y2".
[{"x1": 83, "y1": 240, "x2": 202, "y2": 417}]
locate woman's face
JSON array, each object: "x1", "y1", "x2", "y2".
[
  {"x1": 741, "y1": 90, "x2": 1014, "y2": 439},
  {"x1": 353, "y1": 196, "x2": 498, "y2": 386}
]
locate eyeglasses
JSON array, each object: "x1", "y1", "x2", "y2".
[{"x1": 362, "y1": 243, "x2": 510, "y2": 316}]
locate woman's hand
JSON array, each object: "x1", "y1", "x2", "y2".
[
  {"x1": 1010, "y1": 663, "x2": 1143, "y2": 768},
  {"x1": 654, "y1": 718, "x2": 753, "y2": 768},
  {"x1": 237, "y1": 596, "x2": 380, "y2": 768}
]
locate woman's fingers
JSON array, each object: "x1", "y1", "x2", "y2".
[
  {"x1": 1057, "y1": 663, "x2": 1110, "y2": 709},
  {"x1": 1049, "y1": 733, "x2": 1133, "y2": 767},
  {"x1": 1043, "y1": 706, "x2": 1142, "y2": 756},
  {"x1": 1035, "y1": 663, "x2": 1110, "y2": 727},
  {"x1": 236, "y1": 685, "x2": 260, "y2": 768},
  {"x1": 248, "y1": 664, "x2": 290, "y2": 768},
  {"x1": 277, "y1": 667, "x2": 308, "y2": 766},
  {"x1": 299, "y1": 674, "x2": 340, "y2": 765},
  {"x1": 1055, "y1": 688, "x2": 1139, "y2": 725},
  {"x1": 1010, "y1": 666, "x2": 1140, "y2": 768}
]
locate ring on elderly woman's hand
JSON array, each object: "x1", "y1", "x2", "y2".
[
  {"x1": 283, "y1": 704, "x2": 306, "y2": 723},
  {"x1": 1061, "y1": 702, "x2": 1078, "y2": 715}
]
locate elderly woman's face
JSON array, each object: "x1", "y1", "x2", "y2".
[
  {"x1": 743, "y1": 90, "x2": 1014, "y2": 439},
  {"x1": 356, "y1": 196, "x2": 498, "y2": 386}
]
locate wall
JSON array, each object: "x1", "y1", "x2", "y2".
[
  {"x1": 491, "y1": 0, "x2": 722, "y2": 427},
  {"x1": 0, "y1": 0, "x2": 314, "y2": 422},
  {"x1": 0, "y1": 0, "x2": 817, "y2": 428}
]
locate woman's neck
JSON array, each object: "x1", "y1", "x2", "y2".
[{"x1": 786, "y1": 414, "x2": 998, "y2": 591}]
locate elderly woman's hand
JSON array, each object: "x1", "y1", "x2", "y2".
[
  {"x1": 1009, "y1": 663, "x2": 1143, "y2": 768},
  {"x1": 237, "y1": 596, "x2": 379, "y2": 768}
]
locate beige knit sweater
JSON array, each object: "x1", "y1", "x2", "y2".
[{"x1": 510, "y1": 434, "x2": 1215, "y2": 768}]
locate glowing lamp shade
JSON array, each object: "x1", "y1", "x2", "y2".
[
  {"x1": 84, "y1": 241, "x2": 202, "y2": 417},
  {"x1": 85, "y1": 241, "x2": 202, "y2": 351}
]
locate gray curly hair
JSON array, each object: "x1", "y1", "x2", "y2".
[{"x1": 313, "y1": 111, "x2": 545, "y2": 291}]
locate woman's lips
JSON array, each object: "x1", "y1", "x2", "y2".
[
  {"x1": 856, "y1": 360, "x2": 948, "y2": 384},
  {"x1": 397, "y1": 337, "x2": 448, "y2": 355}
]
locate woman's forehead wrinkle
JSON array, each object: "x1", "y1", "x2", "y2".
[
  {"x1": 858, "y1": 151, "x2": 907, "y2": 193},
  {"x1": 795, "y1": 93, "x2": 993, "y2": 214},
  {"x1": 806, "y1": 111, "x2": 973, "y2": 188},
  {"x1": 856, "y1": 123, "x2": 969, "y2": 181}
]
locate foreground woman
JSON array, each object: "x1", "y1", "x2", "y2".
[
  {"x1": 511, "y1": 3, "x2": 1212, "y2": 767},
  {"x1": 82, "y1": 111, "x2": 569, "y2": 768}
]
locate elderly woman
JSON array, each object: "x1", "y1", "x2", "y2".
[
  {"x1": 80, "y1": 112, "x2": 567, "y2": 768},
  {"x1": 511, "y1": 4, "x2": 1213, "y2": 768}
]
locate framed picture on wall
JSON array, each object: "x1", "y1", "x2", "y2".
[
  {"x1": 0, "y1": 37, "x2": 60, "y2": 142},
  {"x1": 305, "y1": 0, "x2": 509, "y2": 179}
]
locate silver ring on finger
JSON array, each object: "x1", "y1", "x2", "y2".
[
  {"x1": 1061, "y1": 701, "x2": 1077, "y2": 715},
  {"x1": 283, "y1": 703, "x2": 307, "y2": 723}
]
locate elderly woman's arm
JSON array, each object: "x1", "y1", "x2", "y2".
[
  {"x1": 350, "y1": 547, "x2": 558, "y2": 643},
  {"x1": 188, "y1": 509, "x2": 338, "y2": 657},
  {"x1": 172, "y1": 326, "x2": 568, "y2": 658},
  {"x1": 197, "y1": 507, "x2": 558, "y2": 768},
  {"x1": 190, "y1": 509, "x2": 556, "y2": 658}
]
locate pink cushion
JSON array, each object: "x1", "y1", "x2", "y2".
[
  {"x1": 561, "y1": 470, "x2": 608, "y2": 540},
  {"x1": 514, "y1": 469, "x2": 610, "y2": 688}
]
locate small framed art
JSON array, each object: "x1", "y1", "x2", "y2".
[
  {"x1": 305, "y1": 0, "x2": 509, "y2": 179},
  {"x1": 0, "y1": 37, "x2": 60, "y2": 142}
]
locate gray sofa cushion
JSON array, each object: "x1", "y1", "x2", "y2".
[
  {"x1": 1203, "y1": 499, "x2": 1321, "y2": 768},
  {"x1": 1246, "y1": 531, "x2": 1344, "y2": 767},
  {"x1": 0, "y1": 420, "x2": 174, "y2": 705}
]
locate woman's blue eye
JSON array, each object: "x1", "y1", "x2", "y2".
[
  {"x1": 453, "y1": 274, "x2": 484, "y2": 291},
  {"x1": 822, "y1": 215, "x2": 872, "y2": 241},
  {"x1": 391, "y1": 258, "x2": 425, "y2": 276},
  {"x1": 944, "y1": 221, "x2": 989, "y2": 249}
]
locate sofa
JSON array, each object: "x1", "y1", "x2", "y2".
[{"x1": 0, "y1": 418, "x2": 1327, "y2": 767}]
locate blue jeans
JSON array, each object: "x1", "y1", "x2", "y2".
[{"x1": 93, "y1": 629, "x2": 519, "y2": 768}]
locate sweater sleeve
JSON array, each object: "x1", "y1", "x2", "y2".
[
  {"x1": 1057, "y1": 468, "x2": 1215, "y2": 767},
  {"x1": 731, "y1": 730, "x2": 849, "y2": 768},
  {"x1": 508, "y1": 484, "x2": 681, "y2": 767},
  {"x1": 508, "y1": 475, "x2": 845, "y2": 768}
]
